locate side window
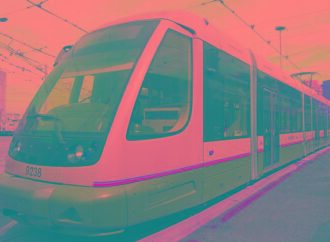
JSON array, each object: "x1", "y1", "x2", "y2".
[
  {"x1": 78, "y1": 76, "x2": 94, "y2": 103},
  {"x1": 282, "y1": 96, "x2": 291, "y2": 133},
  {"x1": 314, "y1": 99, "x2": 322, "y2": 133},
  {"x1": 203, "y1": 42, "x2": 250, "y2": 141},
  {"x1": 322, "y1": 104, "x2": 327, "y2": 134},
  {"x1": 127, "y1": 30, "x2": 192, "y2": 139},
  {"x1": 312, "y1": 98, "x2": 317, "y2": 131},
  {"x1": 304, "y1": 95, "x2": 311, "y2": 131},
  {"x1": 296, "y1": 94, "x2": 303, "y2": 132}
]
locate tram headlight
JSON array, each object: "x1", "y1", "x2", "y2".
[
  {"x1": 10, "y1": 139, "x2": 22, "y2": 157},
  {"x1": 14, "y1": 142, "x2": 22, "y2": 153},
  {"x1": 67, "y1": 145, "x2": 84, "y2": 163},
  {"x1": 75, "y1": 145, "x2": 84, "y2": 159},
  {"x1": 67, "y1": 153, "x2": 76, "y2": 163},
  {"x1": 66, "y1": 142, "x2": 99, "y2": 164}
]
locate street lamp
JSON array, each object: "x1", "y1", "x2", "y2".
[{"x1": 275, "y1": 26, "x2": 286, "y2": 69}]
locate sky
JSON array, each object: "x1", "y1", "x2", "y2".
[{"x1": 0, "y1": 0, "x2": 330, "y2": 114}]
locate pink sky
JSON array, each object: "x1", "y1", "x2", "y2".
[{"x1": 1, "y1": 0, "x2": 330, "y2": 113}]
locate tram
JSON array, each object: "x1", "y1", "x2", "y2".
[{"x1": 0, "y1": 12, "x2": 329, "y2": 236}]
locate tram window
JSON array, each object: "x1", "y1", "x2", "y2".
[
  {"x1": 328, "y1": 107, "x2": 330, "y2": 135},
  {"x1": 37, "y1": 69, "x2": 130, "y2": 133},
  {"x1": 314, "y1": 99, "x2": 323, "y2": 132},
  {"x1": 78, "y1": 76, "x2": 94, "y2": 103},
  {"x1": 295, "y1": 97, "x2": 303, "y2": 132},
  {"x1": 297, "y1": 94, "x2": 303, "y2": 132},
  {"x1": 278, "y1": 84, "x2": 302, "y2": 133},
  {"x1": 318, "y1": 102, "x2": 323, "y2": 132},
  {"x1": 322, "y1": 104, "x2": 327, "y2": 133},
  {"x1": 322, "y1": 104, "x2": 325, "y2": 132},
  {"x1": 304, "y1": 95, "x2": 312, "y2": 131},
  {"x1": 127, "y1": 30, "x2": 192, "y2": 139},
  {"x1": 324, "y1": 105, "x2": 328, "y2": 134},
  {"x1": 314, "y1": 100, "x2": 318, "y2": 131},
  {"x1": 280, "y1": 96, "x2": 291, "y2": 133},
  {"x1": 40, "y1": 77, "x2": 75, "y2": 114},
  {"x1": 318, "y1": 102, "x2": 322, "y2": 132},
  {"x1": 203, "y1": 42, "x2": 250, "y2": 141},
  {"x1": 294, "y1": 92, "x2": 301, "y2": 132},
  {"x1": 312, "y1": 98, "x2": 317, "y2": 131}
]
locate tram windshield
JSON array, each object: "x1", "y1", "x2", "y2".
[{"x1": 9, "y1": 20, "x2": 158, "y2": 167}]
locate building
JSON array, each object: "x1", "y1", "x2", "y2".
[
  {"x1": 3, "y1": 113, "x2": 21, "y2": 132},
  {"x1": 0, "y1": 71, "x2": 6, "y2": 131},
  {"x1": 322, "y1": 80, "x2": 330, "y2": 100}
]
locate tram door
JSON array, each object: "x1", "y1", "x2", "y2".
[{"x1": 263, "y1": 89, "x2": 279, "y2": 168}]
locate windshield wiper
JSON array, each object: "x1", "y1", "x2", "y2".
[{"x1": 26, "y1": 113, "x2": 64, "y2": 144}]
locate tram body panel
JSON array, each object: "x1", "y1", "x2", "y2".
[
  {"x1": 279, "y1": 132, "x2": 305, "y2": 163},
  {"x1": 5, "y1": 156, "x2": 107, "y2": 186},
  {"x1": 0, "y1": 173, "x2": 127, "y2": 236},
  {"x1": 94, "y1": 21, "x2": 204, "y2": 225}
]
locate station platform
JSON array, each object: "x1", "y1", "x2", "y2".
[{"x1": 141, "y1": 147, "x2": 330, "y2": 242}]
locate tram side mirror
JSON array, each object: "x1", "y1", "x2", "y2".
[{"x1": 53, "y1": 45, "x2": 73, "y2": 67}]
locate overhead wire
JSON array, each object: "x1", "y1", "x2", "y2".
[
  {"x1": 26, "y1": 0, "x2": 88, "y2": 33},
  {"x1": 0, "y1": 55, "x2": 34, "y2": 74},
  {"x1": 253, "y1": 7, "x2": 330, "y2": 25},
  {"x1": 0, "y1": 1, "x2": 49, "y2": 17},
  {"x1": 1, "y1": 0, "x2": 87, "y2": 82},
  {"x1": 0, "y1": 4, "x2": 36, "y2": 17},
  {"x1": 3, "y1": 0, "x2": 310, "y2": 76},
  {"x1": 0, "y1": 1, "x2": 55, "y2": 60},
  {"x1": 0, "y1": 32, "x2": 55, "y2": 58},
  {"x1": 0, "y1": 41, "x2": 47, "y2": 74},
  {"x1": 201, "y1": 0, "x2": 301, "y2": 70}
]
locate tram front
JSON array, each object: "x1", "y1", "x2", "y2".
[
  {"x1": 0, "y1": 20, "x2": 160, "y2": 235},
  {"x1": 0, "y1": 15, "x2": 196, "y2": 236}
]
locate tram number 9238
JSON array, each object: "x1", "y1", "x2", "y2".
[{"x1": 26, "y1": 166, "x2": 42, "y2": 177}]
